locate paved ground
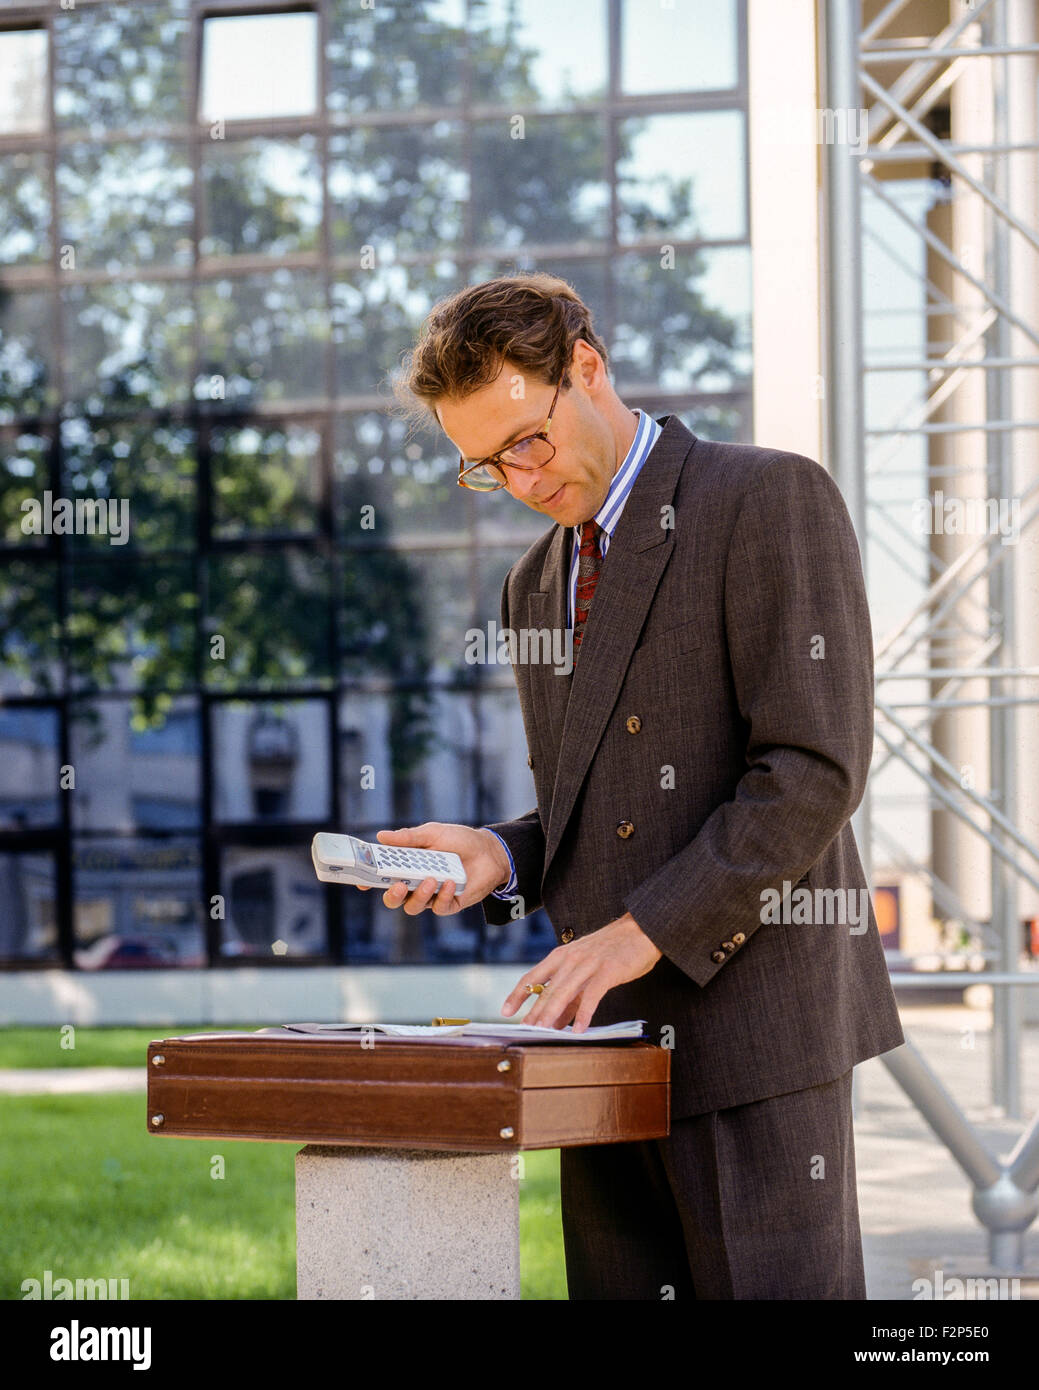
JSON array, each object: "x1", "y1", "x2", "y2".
[
  {"x1": 855, "y1": 1002, "x2": 1039, "y2": 1299},
  {"x1": 0, "y1": 1066, "x2": 144, "y2": 1094},
  {"x1": 2, "y1": 1003, "x2": 1037, "y2": 1299}
]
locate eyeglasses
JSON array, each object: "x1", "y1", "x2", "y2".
[{"x1": 456, "y1": 377, "x2": 562, "y2": 492}]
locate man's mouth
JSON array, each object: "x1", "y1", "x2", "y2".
[{"x1": 539, "y1": 484, "x2": 565, "y2": 507}]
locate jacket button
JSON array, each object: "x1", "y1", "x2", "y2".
[
  {"x1": 616, "y1": 820, "x2": 635, "y2": 839},
  {"x1": 526, "y1": 753, "x2": 533, "y2": 768},
  {"x1": 732, "y1": 932, "x2": 746, "y2": 946},
  {"x1": 625, "y1": 715, "x2": 642, "y2": 734},
  {"x1": 711, "y1": 950, "x2": 726, "y2": 964},
  {"x1": 722, "y1": 940, "x2": 736, "y2": 953},
  {"x1": 560, "y1": 928, "x2": 574, "y2": 944}
]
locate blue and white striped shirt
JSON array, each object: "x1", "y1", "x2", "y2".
[
  {"x1": 487, "y1": 408, "x2": 663, "y2": 899},
  {"x1": 565, "y1": 407, "x2": 663, "y2": 629}
]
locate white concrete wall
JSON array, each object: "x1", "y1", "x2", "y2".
[
  {"x1": 747, "y1": 0, "x2": 824, "y2": 463},
  {"x1": 0, "y1": 964, "x2": 529, "y2": 1027}
]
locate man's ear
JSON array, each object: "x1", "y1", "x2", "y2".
[{"x1": 571, "y1": 338, "x2": 606, "y2": 395}]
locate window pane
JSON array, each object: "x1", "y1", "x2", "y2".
[
  {"x1": 0, "y1": 426, "x2": 51, "y2": 547},
  {"x1": 471, "y1": 115, "x2": 608, "y2": 250},
  {"x1": 0, "y1": 852, "x2": 58, "y2": 963},
  {"x1": 63, "y1": 281, "x2": 194, "y2": 414},
  {"x1": 338, "y1": 691, "x2": 395, "y2": 830},
  {"x1": 0, "y1": 27, "x2": 47, "y2": 134},
  {"x1": 335, "y1": 413, "x2": 468, "y2": 541},
  {"x1": 338, "y1": 884, "x2": 386, "y2": 963},
  {"x1": 340, "y1": 543, "x2": 462, "y2": 683},
  {"x1": 55, "y1": 1, "x2": 190, "y2": 131},
  {"x1": 468, "y1": 0, "x2": 606, "y2": 107},
  {"x1": 68, "y1": 559, "x2": 197, "y2": 693},
  {"x1": 0, "y1": 559, "x2": 61, "y2": 697},
  {"x1": 328, "y1": 124, "x2": 466, "y2": 258},
  {"x1": 204, "y1": 550, "x2": 332, "y2": 689},
  {"x1": 61, "y1": 417, "x2": 196, "y2": 551},
  {"x1": 0, "y1": 707, "x2": 61, "y2": 829},
  {"x1": 219, "y1": 845, "x2": 327, "y2": 959},
  {"x1": 73, "y1": 837, "x2": 205, "y2": 968},
  {"x1": 476, "y1": 544, "x2": 528, "y2": 637},
  {"x1": 476, "y1": 682, "x2": 536, "y2": 821},
  {"x1": 201, "y1": 136, "x2": 322, "y2": 258},
  {"x1": 69, "y1": 698, "x2": 201, "y2": 833},
  {"x1": 57, "y1": 141, "x2": 193, "y2": 270},
  {"x1": 211, "y1": 700, "x2": 330, "y2": 825},
  {"x1": 621, "y1": 0, "x2": 738, "y2": 94},
  {"x1": 210, "y1": 422, "x2": 322, "y2": 540},
  {"x1": 611, "y1": 246, "x2": 751, "y2": 392},
  {"x1": 326, "y1": 0, "x2": 466, "y2": 115},
  {"x1": 332, "y1": 261, "x2": 458, "y2": 399},
  {"x1": 617, "y1": 111, "x2": 747, "y2": 244},
  {"x1": 385, "y1": 686, "x2": 535, "y2": 829},
  {"x1": 671, "y1": 401, "x2": 751, "y2": 444},
  {"x1": 486, "y1": 906, "x2": 558, "y2": 963},
  {"x1": 472, "y1": 484, "x2": 551, "y2": 546},
  {"x1": 0, "y1": 289, "x2": 56, "y2": 418},
  {"x1": 197, "y1": 270, "x2": 328, "y2": 407},
  {"x1": 422, "y1": 688, "x2": 480, "y2": 826},
  {"x1": 340, "y1": 544, "x2": 437, "y2": 692},
  {"x1": 0, "y1": 152, "x2": 50, "y2": 265},
  {"x1": 200, "y1": 12, "x2": 318, "y2": 122}
]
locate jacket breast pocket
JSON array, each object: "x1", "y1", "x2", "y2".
[
  {"x1": 633, "y1": 618, "x2": 706, "y2": 658},
  {"x1": 628, "y1": 619, "x2": 708, "y2": 679}
]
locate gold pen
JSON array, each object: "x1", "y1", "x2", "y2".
[{"x1": 431, "y1": 1017, "x2": 470, "y2": 1026}]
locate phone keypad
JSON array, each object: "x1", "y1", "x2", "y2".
[{"x1": 375, "y1": 847, "x2": 457, "y2": 879}]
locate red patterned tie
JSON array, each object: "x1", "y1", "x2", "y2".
[{"x1": 573, "y1": 519, "x2": 603, "y2": 663}]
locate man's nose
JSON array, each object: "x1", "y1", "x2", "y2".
[{"x1": 507, "y1": 465, "x2": 551, "y2": 504}]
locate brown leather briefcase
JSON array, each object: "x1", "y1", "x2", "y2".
[{"x1": 146, "y1": 1031, "x2": 670, "y2": 1151}]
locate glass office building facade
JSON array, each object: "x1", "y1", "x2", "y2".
[{"x1": 0, "y1": 0, "x2": 751, "y2": 970}]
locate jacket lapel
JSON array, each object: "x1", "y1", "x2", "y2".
[{"x1": 526, "y1": 524, "x2": 572, "y2": 776}]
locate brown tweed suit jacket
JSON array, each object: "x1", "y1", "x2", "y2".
[{"x1": 481, "y1": 415, "x2": 905, "y2": 1119}]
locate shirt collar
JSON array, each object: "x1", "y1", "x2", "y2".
[{"x1": 590, "y1": 408, "x2": 662, "y2": 539}]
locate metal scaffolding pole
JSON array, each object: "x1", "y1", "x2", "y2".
[
  {"x1": 821, "y1": 0, "x2": 1039, "y2": 1268},
  {"x1": 822, "y1": 0, "x2": 872, "y2": 888},
  {"x1": 987, "y1": 0, "x2": 1022, "y2": 1119}
]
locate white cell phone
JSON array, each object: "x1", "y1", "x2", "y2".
[{"x1": 310, "y1": 832, "x2": 467, "y2": 893}]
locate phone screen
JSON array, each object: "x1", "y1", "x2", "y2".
[{"x1": 350, "y1": 837, "x2": 376, "y2": 868}]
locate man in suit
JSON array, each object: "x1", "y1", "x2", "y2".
[{"x1": 375, "y1": 271, "x2": 905, "y2": 1298}]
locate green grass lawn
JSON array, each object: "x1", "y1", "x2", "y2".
[
  {"x1": 0, "y1": 1028, "x2": 568, "y2": 1300},
  {"x1": 0, "y1": 1024, "x2": 262, "y2": 1071}
]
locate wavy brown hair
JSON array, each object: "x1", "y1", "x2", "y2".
[{"x1": 392, "y1": 271, "x2": 609, "y2": 429}]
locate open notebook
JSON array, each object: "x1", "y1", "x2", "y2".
[{"x1": 277, "y1": 1020, "x2": 647, "y2": 1043}]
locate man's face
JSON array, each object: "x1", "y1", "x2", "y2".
[{"x1": 435, "y1": 352, "x2": 617, "y2": 527}]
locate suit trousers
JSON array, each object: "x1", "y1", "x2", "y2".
[{"x1": 559, "y1": 1068, "x2": 866, "y2": 1299}]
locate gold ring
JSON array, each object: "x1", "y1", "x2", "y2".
[{"x1": 525, "y1": 982, "x2": 547, "y2": 996}]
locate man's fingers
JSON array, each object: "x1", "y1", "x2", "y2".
[
  {"x1": 570, "y1": 985, "x2": 607, "y2": 1034},
  {"x1": 524, "y1": 962, "x2": 599, "y2": 1030},
  {"x1": 376, "y1": 825, "x2": 435, "y2": 847},
  {"x1": 380, "y1": 875, "x2": 463, "y2": 916},
  {"x1": 432, "y1": 880, "x2": 457, "y2": 915},
  {"x1": 540, "y1": 993, "x2": 581, "y2": 1030},
  {"x1": 403, "y1": 877, "x2": 440, "y2": 915},
  {"x1": 382, "y1": 876, "x2": 436, "y2": 913},
  {"x1": 501, "y1": 951, "x2": 564, "y2": 1015}
]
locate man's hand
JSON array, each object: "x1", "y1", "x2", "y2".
[
  {"x1": 501, "y1": 913, "x2": 663, "y2": 1033},
  {"x1": 353, "y1": 822, "x2": 513, "y2": 915}
]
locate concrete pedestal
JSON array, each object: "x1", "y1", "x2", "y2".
[{"x1": 295, "y1": 1145, "x2": 521, "y2": 1300}]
